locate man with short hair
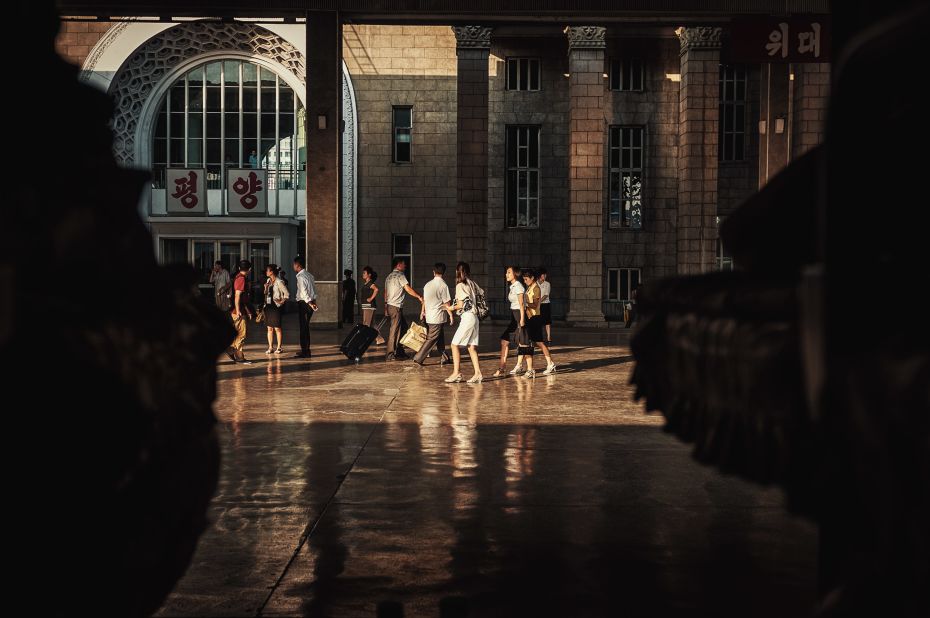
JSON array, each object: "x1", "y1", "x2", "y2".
[
  {"x1": 414, "y1": 263, "x2": 452, "y2": 366},
  {"x1": 225, "y1": 259, "x2": 254, "y2": 364},
  {"x1": 384, "y1": 257, "x2": 423, "y2": 360},
  {"x1": 210, "y1": 260, "x2": 231, "y2": 311},
  {"x1": 293, "y1": 256, "x2": 319, "y2": 358}
]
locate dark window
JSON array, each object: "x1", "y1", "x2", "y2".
[
  {"x1": 506, "y1": 126, "x2": 540, "y2": 228},
  {"x1": 607, "y1": 268, "x2": 641, "y2": 301},
  {"x1": 392, "y1": 234, "x2": 413, "y2": 285},
  {"x1": 506, "y1": 58, "x2": 541, "y2": 91},
  {"x1": 608, "y1": 127, "x2": 643, "y2": 229},
  {"x1": 609, "y1": 58, "x2": 644, "y2": 91},
  {"x1": 393, "y1": 106, "x2": 412, "y2": 163},
  {"x1": 719, "y1": 65, "x2": 747, "y2": 162}
]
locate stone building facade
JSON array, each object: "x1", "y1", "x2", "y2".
[{"x1": 56, "y1": 14, "x2": 829, "y2": 325}]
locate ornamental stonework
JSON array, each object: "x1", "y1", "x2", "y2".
[
  {"x1": 108, "y1": 22, "x2": 305, "y2": 166},
  {"x1": 564, "y1": 26, "x2": 606, "y2": 50},
  {"x1": 452, "y1": 26, "x2": 493, "y2": 49},
  {"x1": 676, "y1": 26, "x2": 724, "y2": 54}
]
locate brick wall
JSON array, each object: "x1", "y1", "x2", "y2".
[
  {"x1": 55, "y1": 20, "x2": 111, "y2": 67},
  {"x1": 343, "y1": 25, "x2": 458, "y2": 289},
  {"x1": 792, "y1": 62, "x2": 830, "y2": 158},
  {"x1": 603, "y1": 34, "x2": 681, "y2": 283},
  {"x1": 487, "y1": 36, "x2": 570, "y2": 306}
]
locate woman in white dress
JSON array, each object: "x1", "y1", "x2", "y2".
[{"x1": 445, "y1": 262, "x2": 483, "y2": 384}]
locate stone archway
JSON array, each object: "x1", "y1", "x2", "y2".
[{"x1": 97, "y1": 21, "x2": 359, "y2": 273}]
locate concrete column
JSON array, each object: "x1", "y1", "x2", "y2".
[
  {"x1": 306, "y1": 11, "x2": 342, "y2": 326},
  {"x1": 759, "y1": 63, "x2": 791, "y2": 186},
  {"x1": 452, "y1": 26, "x2": 492, "y2": 283},
  {"x1": 675, "y1": 26, "x2": 722, "y2": 275},
  {"x1": 565, "y1": 26, "x2": 606, "y2": 326}
]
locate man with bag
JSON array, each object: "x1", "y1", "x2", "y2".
[
  {"x1": 413, "y1": 263, "x2": 452, "y2": 366},
  {"x1": 384, "y1": 257, "x2": 423, "y2": 361}
]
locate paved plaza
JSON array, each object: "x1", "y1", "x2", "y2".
[{"x1": 157, "y1": 318, "x2": 817, "y2": 617}]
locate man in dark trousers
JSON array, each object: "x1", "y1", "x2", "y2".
[
  {"x1": 341, "y1": 269, "x2": 356, "y2": 327},
  {"x1": 292, "y1": 256, "x2": 318, "y2": 358}
]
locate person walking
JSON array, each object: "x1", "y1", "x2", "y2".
[
  {"x1": 625, "y1": 282, "x2": 640, "y2": 328},
  {"x1": 225, "y1": 259, "x2": 253, "y2": 364},
  {"x1": 521, "y1": 268, "x2": 557, "y2": 377},
  {"x1": 341, "y1": 269, "x2": 356, "y2": 327},
  {"x1": 360, "y1": 266, "x2": 385, "y2": 346},
  {"x1": 209, "y1": 260, "x2": 231, "y2": 311},
  {"x1": 414, "y1": 263, "x2": 452, "y2": 366},
  {"x1": 492, "y1": 265, "x2": 530, "y2": 377},
  {"x1": 263, "y1": 264, "x2": 289, "y2": 355},
  {"x1": 445, "y1": 262, "x2": 483, "y2": 384},
  {"x1": 293, "y1": 256, "x2": 318, "y2": 359},
  {"x1": 538, "y1": 266, "x2": 552, "y2": 343},
  {"x1": 384, "y1": 257, "x2": 423, "y2": 361}
]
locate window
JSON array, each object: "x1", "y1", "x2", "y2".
[
  {"x1": 393, "y1": 106, "x2": 412, "y2": 163},
  {"x1": 719, "y1": 65, "x2": 747, "y2": 162},
  {"x1": 608, "y1": 127, "x2": 643, "y2": 229},
  {"x1": 506, "y1": 58, "x2": 541, "y2": 91},
  {"x1": 609, "y1": 58, "x2": 644, "y2": 91},
  {"x1": 152, "y1": 60, "x2": 304, "y2": 191},
  {"x1": 506, "y1": 126, "x2": 540, "y2": 228},
  {"x1": 393, "y1": 233, "x2": 413, "y2": 284},
  {"x1": 161, "y1": 238, "x2": 189, "y2": 265},
  {"x1": 716, "y1": 238, "x2": 734, "y2": 271},
  {"x1": 607, "y1": 268, "x2": 642, "y2": 301}
]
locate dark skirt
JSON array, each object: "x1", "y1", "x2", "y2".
[
  {"x1": 264, "y1": 303, "x2": 281, "y2": 328},
  {"x1": 526, "y1": 314, "x2": 548, "y2": 345},
  {"x1": 541, "y1": 303, "x2": 552, "y2": 325},
  {"x1": 500, "y1": 309, "x2": 531, "y2": 350}
]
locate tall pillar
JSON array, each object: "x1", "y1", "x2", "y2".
[
  {"x1": 675, "y1": 27, "x2": 722, "y2": 275},
  {"x1": 306, "y1": 11, "x2": 342, "y2": 326},
  {"x1": 791, "y1": 62, "x2": 830, "y2": 160},
  {"x1": 452, "y1": 26, "x2": 492, "y2": 283},
  {"x1": 565, "y1": 26, "x2": 606, "y2": 326},
  {"x1": 759, "y1": 63, "x2": 791, "y2": 186}
]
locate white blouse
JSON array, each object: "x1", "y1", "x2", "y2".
[{"x1": 508, "y1": 281, "x2": 525, "y2": 310}]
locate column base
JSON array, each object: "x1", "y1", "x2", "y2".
[
  {"x1": 309, "y1": 281, "x2": 340, "y2": 328},
  {"x1": 565, "y1": 310, "x2": 607, "y2": 328}
]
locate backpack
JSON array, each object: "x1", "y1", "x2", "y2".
[{"x1": 469, "y1": 281, "x2": 489, "y2": 321}]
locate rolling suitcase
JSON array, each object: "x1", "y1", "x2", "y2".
[{"x1": 340, "y1": 318, "x2": 385, "y2": 362}]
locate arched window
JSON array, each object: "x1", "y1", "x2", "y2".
[{"x1": 152, "y1": 60, "x2": 305, "y2": 191}]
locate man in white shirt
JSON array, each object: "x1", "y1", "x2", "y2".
[
  {"x1": 384, "y1": 257, "x2": 423, "y2": 360},
  {"x1": 292, "y1": 256, "x2": 319, "y2": 358},
  {"x1": 413, "y1": 263, "x2": 452, "y2": 366},
  {"x1": 538, "y1": 267, "x2": 552, "y2": 342},
  {"x1": 209, "y1": 260, "x2": 231, "y2": 311}
]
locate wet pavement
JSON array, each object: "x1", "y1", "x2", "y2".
[{"x1": 156, "y1": 319, "x2": 817, "y2": 617}]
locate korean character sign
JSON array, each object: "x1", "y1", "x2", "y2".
[
  {"x1": 166, "y1": 169, "x2": 207, "y2": 214},
  {"x1": 226, "y1": 168, "x2": 267, "y2": 215},
  {"x1": 728, "y1": 17, "x2": 830, "y2": 63}
]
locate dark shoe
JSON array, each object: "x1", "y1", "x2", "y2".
[
  {"x1": 225, "y1": 350, "x2": 237, "y2": 362},
  {"x1": 413, "y1": 359, "x2": 425, "y2": 367},
  {"x1": 294, "y1": 352, "x2": 311, "y2": 358},
  {"x1": 239, "y1": 358, "x2": 253, "y2": 365}
]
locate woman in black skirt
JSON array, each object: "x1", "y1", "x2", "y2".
[
  {"x1": 263, "y1": 264, "x2": 289, "y2": 354},
  {"x1": 492, "y1": 265, "x2": 532, "y2": 377}
]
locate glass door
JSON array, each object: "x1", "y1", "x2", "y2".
[
  {"x1": 193, "y1": 241, "x2": 216, "y2": 300},
  {"x1": 248, "y1": 241, "x2": 271, "y2": 302},
  {"x1": 220, "y1": 241, "x2": 243, "y2": 274}
]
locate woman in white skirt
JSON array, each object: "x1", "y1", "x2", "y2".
[{"x1": 445, "y1": 262, "x2": 483, "y2": 384}]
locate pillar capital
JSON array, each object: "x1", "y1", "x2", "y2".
[
  {"x1": 675, "y1": 26, "x2": 723, "y2": 54},
  {"x1": 452, "y1": 25, "x2": 493, "y2": 50},
  {"x1": 564, "y1": 26, "x2": 606, "y2": 51}
]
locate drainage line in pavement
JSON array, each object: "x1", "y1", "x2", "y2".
[{"x1": 255, "y1": 374, "x2": 407, "y2": 616}]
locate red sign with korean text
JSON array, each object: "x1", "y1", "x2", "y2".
[{"x1": 727, "y1": 17, "x2": 831, "y2": 63}]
